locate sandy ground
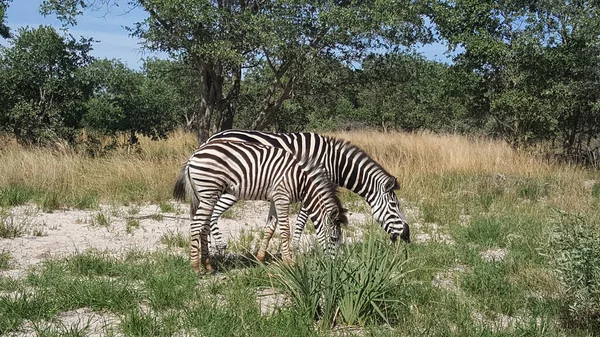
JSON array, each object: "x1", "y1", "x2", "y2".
[
  {"x1": 0, "y1": 200, "x2": 371, "y2": 336},
  {"x1": 0, "y1": 201, "x2": 368, "y2": 280}
]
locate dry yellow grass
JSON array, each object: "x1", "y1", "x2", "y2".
[
  {"x1": 0, "y1": 130, "x2": 594, "y2": 209},
  {"x1": 330, "y1": 131, "x2": 549, "y2": 175}
]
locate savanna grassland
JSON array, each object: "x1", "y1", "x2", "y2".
[{"x1": 1, "y1": 131, "x2": 599, "y2": 336}]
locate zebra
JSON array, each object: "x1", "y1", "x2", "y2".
[
  {"x1": 173, "y1": 140, "x2": 348, "y2": 273},
  {"x1": 202, "y1": 129, "x2": 410, "y2": 251}
]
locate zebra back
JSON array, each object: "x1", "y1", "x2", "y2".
[{"x1": 206, "y1": 130, "x2": 398, "y2": 198}]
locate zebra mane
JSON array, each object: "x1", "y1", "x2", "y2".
[
  {"x1": 327, "y1": 135, "x2": 395, "y2": 178},
  {"x1": 299, "y1": 156, "x2": 348, "y2": 225}
]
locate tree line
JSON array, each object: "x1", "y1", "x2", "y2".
[{"x1": 0, "y1": 0, "x2": 599, "y2": 162}]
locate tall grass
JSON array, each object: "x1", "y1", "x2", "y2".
[{"x1": 0, "y1": 129, "x2": 592, "y2": 210}]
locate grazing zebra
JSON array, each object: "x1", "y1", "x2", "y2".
[
  {"x1": 203, "y1": 130, "x2": 410, "y2": 250},
  {"x1": 173, "y1": 140, "x2": 348, "y2": 273}
]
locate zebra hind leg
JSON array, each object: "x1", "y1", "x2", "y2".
[
  {"x1": 210, "y1": 194, "x2": 238, "y2": 254},
  {"x1": 191, "y1": 194, "x2": 220, "y2": 273}
]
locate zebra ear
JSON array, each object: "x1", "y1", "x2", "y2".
[{"x1": 385, "y1": 177, "x2": 400, "y2": 191}]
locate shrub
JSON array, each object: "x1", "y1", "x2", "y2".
[
  {"x1": 549, "y1": 211, "x2": 600, "y2": 328},
  {"x1": 269, "y1": 233, "x2": 410, "y2": 329}
]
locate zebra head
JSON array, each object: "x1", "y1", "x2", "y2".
[{"x1": 372, "y1": 176, "x2": 410, "y2": 244}]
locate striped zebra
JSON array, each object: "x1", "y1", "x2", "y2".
[
  {"x1": 173, "y1": 140, "x2": 348, "y2": 273},
  {"x1": 204, "y1": 130, "x2": 410, "y2": 251}
]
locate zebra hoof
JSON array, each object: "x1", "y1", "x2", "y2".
[{"x1": 255, "y1": 251, "x2": 266, "y2": 262}]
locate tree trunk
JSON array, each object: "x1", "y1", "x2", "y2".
[
  {"x1": 220, "y1": 65, "x2": 241, "y2": 131},
  {"x1": 195, "y1": 60, "x2": 224, "y2": 144},
  {"x1": 251, "y1": 77, "x2": 295, "y2": 130}
]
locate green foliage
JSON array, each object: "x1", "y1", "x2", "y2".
[
  {"x1": 0, "y1": 26, "x2": 94, "y2": 144},
  {"x1": 83, "y1": 59, "x2": 180, "y2": 144},
  {"x1": 0, "y1": 250, "x2": 11, "y2": 270},
  {"x1": 0, "y1": 212, "x2": 26, "y2": 238},
  {"x1": 0, "y1": 0, "x2": 11, "y2": 38},
  {"x1": 269, "y1": 234, "x2": 409, "y2": 328},
  {"x1": 160, "y1": 230, "x2": 188, "y2": 249},
  {"x1": 0, "y1": 185, "x2": 38, "y2": 207},
  {"x1": 549, "y1": 212, "x2": 600, "y2": 329},
  {"x1": 41, "y1": 0, "x2": 431, "y2": 139},
  {"x1": 431, "y1": 0, "x2": 600, "y2": 153}
]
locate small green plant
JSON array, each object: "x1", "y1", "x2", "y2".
[
  {"x1": 127, "y1": 206, "x2": 140, "y2": 216},
  {"x1": 160, "y1": 230, "x2": 188, "y2": 249},
  {"x1": 150, "y1": 213, "x2": 164, "y2": 221},
  {"x1": 126, "y1": 218, "x2": 140, "y2": 234},
  {"x1": 158, "y1": 202, "x2": 176, "y2": 213},
  {"x1": 40, "y1": 192, "x2": 63, "y2": 212},
  {"x1": 516, "y1": 178, "x2": 551, "y2": 201},
  {"x1": 0, "y1": 250, "x2": 12, "y2": 270},
  {"x1": 91, "y1": 212, "x2": 111, "y2": 227},
  {"x1": 593, "y1": 182, "x2": 600, "y2": 199},
  {"x1": 549, "y1": 211, "x2": 600, "y2": 329},
  {"x1": 0, "y1": 185, "x2": 37, "y2": 207},
  {"x1": 72, "y1": 192, "x2": 99, "y2": 210},
  {"x1": 0, "y1": 212, "x2": 27, "y2": 238}
]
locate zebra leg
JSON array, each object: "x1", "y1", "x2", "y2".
[
  {"x1": 256, "y1": 202, "x2": 277, "y2": 262},
  {"x1": 313, "y1": 217, "x2": 338, "y2": 257},
  {"x1": 274, "y1": 198, "x2": 293, "y2": 263},
  {"x1": 292, "y1": 207, "x2": 309, "y2": 248},
  {"x1": 190, "y1": 193, "x2": 220, "y2": 273},
  {"x1": 209, "y1": 194, "x2": 239, "y2": 253}
]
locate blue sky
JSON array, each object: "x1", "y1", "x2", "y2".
[{"x1": 2, "y1": 0, "x2": 454, "y2": 69}]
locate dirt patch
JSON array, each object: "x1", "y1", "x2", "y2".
[
  {"x1": 480, "y1": 248, "x2": 508, "y2": 262},
  {"x1": 257, "y1": 288, "x2": 290, "y2": 315},
  {"x1": 7, "y1": 308, "x2": 121, "y2": 337},
  {"x1": 0, "y1": 201, "x2": 370, "y2": 279}
]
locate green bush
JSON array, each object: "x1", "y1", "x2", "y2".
[
  {"x1": 269, "y1": 233, "x2": 410, "y2": 329},
  {"x1": 549, "y1": 211, "x2": 600, "y2": 328}
]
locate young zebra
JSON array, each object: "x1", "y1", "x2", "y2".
[
  {"x1": 173, "y1": 140, "x2": 348, "y2": 273},
  {"x1": 203, "y1": 130, "x2": 410, "y2": 250}
]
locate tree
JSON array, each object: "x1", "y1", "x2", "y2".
[
  {"x1": 142, "y1": 58, "x2": 200, "y2": 131},
  {"x1": 42, "y1": 0, "x2": 431, "y2": 143},
  {"x1": 0, "y1": 25, "x2": 94, "y2": 144},
  {"x1": 0, "y1": 0, "x2": 11, "y2": 39},
  {"x1": 431, "y1": 0, "x2": 600, "y2": 154},
  {"x1": 83, "y1": 59, "x2": 180, "y2": 145}
]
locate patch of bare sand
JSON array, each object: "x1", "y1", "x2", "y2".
[{"x1": 0, "y1": 201, "x2": 371, "y2": 279}]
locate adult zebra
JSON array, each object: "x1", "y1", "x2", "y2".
[
  {"x1": 204, "y1": 129, "x2": 410, "y2": 250},
  {"x1": 173, "y1": 140, "x2": 348, "y2": 273}
]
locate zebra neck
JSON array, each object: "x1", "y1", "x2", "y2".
[{"x1": 328, "y1": 142, "x2": 391, "y2": 201}]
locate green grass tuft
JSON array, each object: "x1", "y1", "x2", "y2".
[
  {"x1": 0, "y1": 185, "x2": 38, "y2": 207},
  {"x1": 0, "y1": 212, "x2": 27, "y2": 238},
  {"x1": 0, "y1": 250, "x2": 11, "y2": 270}
]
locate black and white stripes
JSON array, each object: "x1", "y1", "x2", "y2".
[
  {"x1": 173, "y1": 140, "x2": 348, "y2": 273},
  {"x1": 204, "y1": 130, "x2": 410, "y2": 247}
]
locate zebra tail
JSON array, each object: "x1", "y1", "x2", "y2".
[
  {"x1": 173, "y1": 164, "x2": 189, "y2": 202},
  {"x1": 173, "y1": 162, "x2": 201, "y2": 218}
]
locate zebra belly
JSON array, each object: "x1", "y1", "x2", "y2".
[{"x1": 225, "y1": 183, "x2": 272, "y2": 202}]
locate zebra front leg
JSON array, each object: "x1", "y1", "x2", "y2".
[
  {"x1": 313, "y1": 216, "x2": 339, "y2": 257},
  {"x1": 292, "y1": 207, "x2": 309, "y2": 249},
  {"x1": 209, "y1": 194, "x2": 239, "y2": 253},
  {"x1": 256, "y1": 202, "x2": 277, "y2": 262},
  {"x1": 274, "y1": 198, "x2": 293, "y2": 263}
]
